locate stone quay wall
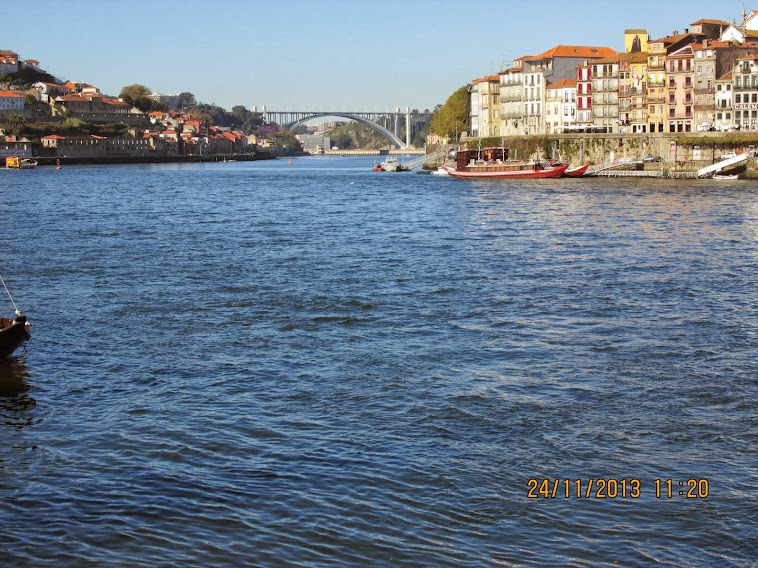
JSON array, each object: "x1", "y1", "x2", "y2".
[{"x1": 427, "y1": 133, "x2": 758, "y2": 171}]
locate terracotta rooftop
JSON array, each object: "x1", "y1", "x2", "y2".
[
  {"x1": 548, "y1": 79, "x2": 577, "y2": 89},
  {"x1": 527, "y1": 45, "x2": 616, "y2": 60}
]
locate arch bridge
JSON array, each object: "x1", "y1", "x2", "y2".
[{"x1": 260, "y1": 108, "x2": 433, "y2": 149}]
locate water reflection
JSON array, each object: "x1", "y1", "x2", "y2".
[{"x1": 0, "y1": 358, "x2": 36, "y2": 429}]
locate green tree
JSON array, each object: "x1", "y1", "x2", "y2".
[
  {"x1": 119, "y1": 84, "x2": 151, "y2": 106},
  {"x1": 4, "y1": 113, "x2": 26, "y2": 138},
  {"x1": 271, "y1": 127, "x2": 302, "y2": 151},
  {"x1": 430, "y1": 86, "x2": 468, "y2": 141},
  {"x1": 177, "y1": 92, "x2": 196, "y2": 109},
  {"x1": 133, "y1": 96, "x2": 154, "y2": 113}
]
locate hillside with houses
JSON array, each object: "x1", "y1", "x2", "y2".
[{"x1": 0, "y1": 50, "x2": 294, "y2": 162}]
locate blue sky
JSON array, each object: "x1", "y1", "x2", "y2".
[{"x1": 3, "y1": 0, "x2": 749, "y2": 112}]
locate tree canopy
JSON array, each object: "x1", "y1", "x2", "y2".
[
  {"x1": 118, "y1": 84, "x2": 155, "y2": 112},
  {"x1": 185, "y1": 103, "x2": 264, "y2": 134},
  {"x1": 4, "y1": 113, "x2": 27, "y2": 138},
  {"x1": 430, "y1": 86, "x2": 468, "y2": 141}
]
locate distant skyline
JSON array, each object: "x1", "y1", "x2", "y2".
[{"x1": 3, "y1": 0, "x2": 751, "y2": 112}]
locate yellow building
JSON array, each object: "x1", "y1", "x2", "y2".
[
  {"x1": 625, "y1": 29, "x2": 650, "y2": 53},
  {"x1": 647, "y1": 36, "x2": 669, "y2": 133}
]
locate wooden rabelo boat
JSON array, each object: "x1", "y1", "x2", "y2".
[{"x1": 444, "y1": 147, "x2": 568, "y2": 179}]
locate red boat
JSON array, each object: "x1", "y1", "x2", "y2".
[
  {"x1": 444, "y1": 147, "x2": 568, "y2": 179},
  {"x1": 564, "y1": 164, "x2": 590, "y2": 177}
]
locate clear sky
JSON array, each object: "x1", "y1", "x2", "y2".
[{"x1": 2, "y1": 0, "x2": 749, "y2": 113}]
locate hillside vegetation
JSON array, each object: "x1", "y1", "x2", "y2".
[{"x1": 327, "y1": 122, "x2": 394, "y2": 150}]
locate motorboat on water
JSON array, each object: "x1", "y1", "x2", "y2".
[
  {"x1": 379, "y1": 157, "x2": 402, "y2": 172},
  {"x1": 5, "y1": 156, "x2": 38, "y2": 169},
  {"x1": 444, "y1": 147, "x2": 568, "y2": 179}
]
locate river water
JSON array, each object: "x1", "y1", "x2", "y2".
[{"x1": 1, "y1": 156, "x2": 757, "y2": 567}]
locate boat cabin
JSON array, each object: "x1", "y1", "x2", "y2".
[{"x1": 456, "y1": 147, "x2": 510, "y2": 171}]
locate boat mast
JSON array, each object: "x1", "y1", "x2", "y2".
[{"x1": 0, "y1": 274, "x2": 21, "y2": 316}]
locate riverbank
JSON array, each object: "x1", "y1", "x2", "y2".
[
  {"x1": 425, "y1": 132, "x2": 758, "y2": 177},
  {"x1": 33, "y1": 152, "x2": 276, "y2": 167}
]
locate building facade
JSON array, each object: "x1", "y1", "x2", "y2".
[
  {"x1": 545, "y1": 79, "x2": 577, "y2": 133},
  {"x1": 733, "y1": 56, "x2": 758, "y2": 130},
  {"x1": 667, "y1": 43, "x2": 696, "y2": 132},
  {"x1": 575, "y1": 62, "x2": 593, "y2": 129},
  {"x1": 499, "y1": 61, "x2": 525, "y2": 136},
  {"x1": 714, "y1": 72, "x2": 735, "y2": 130},
  {"x1": 592, "y1": 55, "x2": 620, "y2": 132},
  {"x1": 520, "y1": 45, "x2": 616, "y2": 134},
  {"x1": 0, "y1": 89, "x2": 25, "y2": 115},
  {"x1": 620, "y1": 52, "x2": 649, "y2": 132}
]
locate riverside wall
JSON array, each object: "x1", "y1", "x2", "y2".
[{"x1": 427, "y1": 133, "x2": 758, "y2": 172}]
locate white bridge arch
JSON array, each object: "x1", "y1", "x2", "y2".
[{"x1": 285, "y1": 113, "x2": 407, "y2": 149}]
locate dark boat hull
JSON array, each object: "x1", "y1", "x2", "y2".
[{"x1": 0, "y1": 316, "x2": 31, "y2": 357}]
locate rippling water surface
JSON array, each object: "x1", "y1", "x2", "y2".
[{"x1": 1, "y1": 157, "x2": 757, "y2": 567}]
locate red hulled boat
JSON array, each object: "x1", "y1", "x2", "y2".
[
  {"x1": 444, "y1": 147, "x2": 568, "y2": 179},
  {"x1": 564, "y1": 164, "x2": 590, "y2": 177}
]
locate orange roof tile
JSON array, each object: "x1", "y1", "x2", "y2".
[
  {"x1": 527, "y1": 45, "x2": 616, "y2": 60},
  {"x1": 691, "y1": 19, "x2": 729, "y2": 26},
  {"x1": 548, "y1": 79, "x2": 577, "y2": 89},
  {"x1": 472, "y1": 75, "x2": 500, "y2": 83}
]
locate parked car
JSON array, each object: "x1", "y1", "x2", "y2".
[
  {"x1": 643, "y1": 156, "x2": 662, "y2": 162},
  {"x1": 720, "y1": 152, "x2": 737, "y2": 160}
]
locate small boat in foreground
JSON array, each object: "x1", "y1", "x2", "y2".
[
  {"x1": 564, "y1": 164, "x2": 590, "y2": 177},
  {"x1": 5, "y1": 156, "x2": 38, "y2": 169},
  {"x1": 444, "y1": 147, "x2": 568, "y2": 179},
  {"x1": 0, "y1": 313, "x2": 31, "y2": 357},
  {"x1": 0, "y1": 276, "x2": 30, "y2": 357}
]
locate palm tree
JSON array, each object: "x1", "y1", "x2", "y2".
[{"x1": 5, "y1": 113, "x2": 26, "y2": 139}]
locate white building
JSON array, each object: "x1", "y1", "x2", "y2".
[
  {"x1": 545, "y1": 79, "x2": 577, "y2": 133},
  {"x1": 500, "y1": 58, "x2": 526, "y2": 136},
  {"x1": 714, "y1": 71, "x2": 735, "y2": 130}
]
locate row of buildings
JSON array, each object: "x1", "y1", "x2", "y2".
[
  {"x1": 1, "y1": 51, "x2": 264, "y2": 158},
  {"x1": 467, "y1": 10, "x2": 758, "y2": 137},
  {"x1": 39, "y1": 111, "x2": 250, "y2": 158}
]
